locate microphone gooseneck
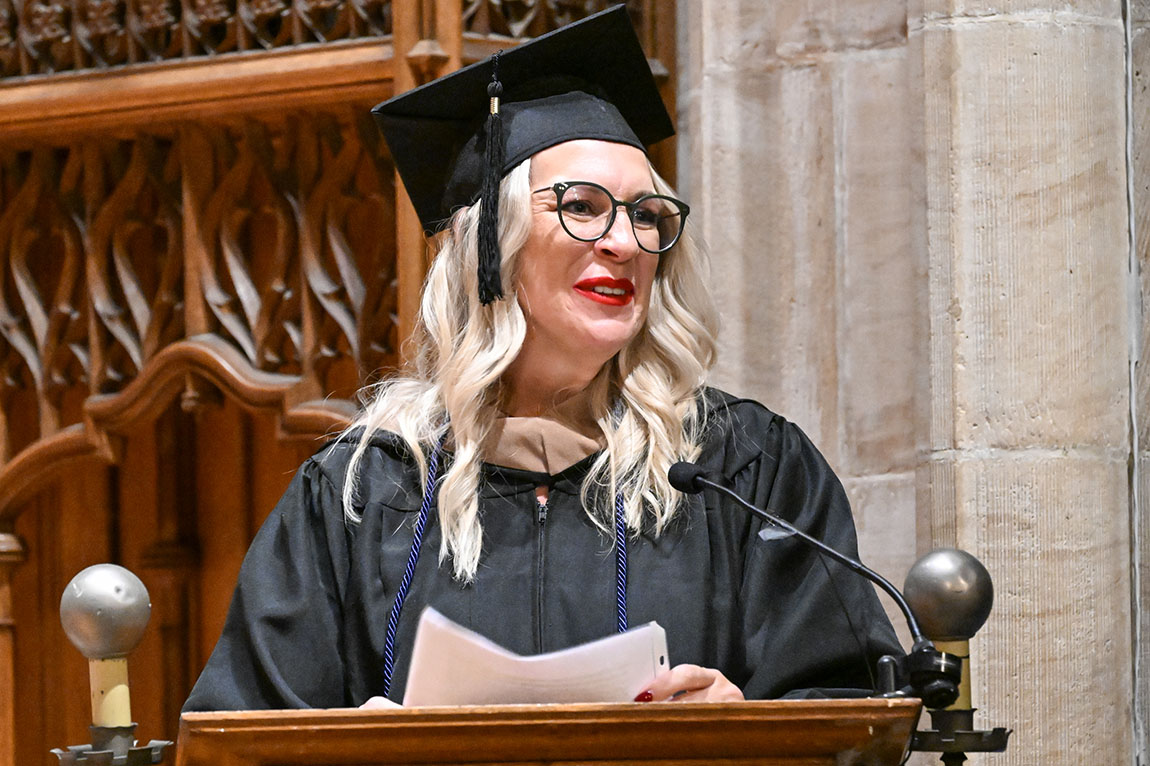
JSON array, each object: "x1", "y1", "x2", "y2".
[
  {"x1": 669, "y1": 460, "x2": 961, "y2": 710},
  {"x1": 670, "y1": 461, "x2": 926, "y2": 644}
]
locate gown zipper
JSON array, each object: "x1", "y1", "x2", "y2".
[{"x1": 535, "y1": 493, "x2": 548, "y2": 653}]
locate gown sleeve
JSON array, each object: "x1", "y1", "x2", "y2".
[
  {"x1": 719, "y1": 402, "x2": 904, "y2": 699},
  {"x1": 182, "y1": 457, "x2": 353, "y2": 711}
]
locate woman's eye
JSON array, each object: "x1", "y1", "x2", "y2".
[
  {"x1": 631, "y1": 207, "x2": 660, "y2": 228},
  {"x1": 562, "y1": 200, "x2": 597, "y2": 218}
]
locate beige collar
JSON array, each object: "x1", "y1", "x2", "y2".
[{"x1": 486, "y1": 394, "x2": 604, "y2": 473}]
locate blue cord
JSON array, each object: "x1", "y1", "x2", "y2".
[
  {"x1": 381, "y1": 443, "x2": 441, "y2": 697},
  {"x1": 615, "y1": 491, "x2": 628, "y2": 633}
]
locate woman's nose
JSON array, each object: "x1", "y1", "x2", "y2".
[{"x1": 594, "y1": 210, "x2": 640, "y2": 259}]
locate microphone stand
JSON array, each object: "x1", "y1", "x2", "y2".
[
  {"x1": 676, "y1": 468, "x2": 961, "y2": 710},
  {"x1": 669, "y1": 461, "x2": 1010, "y2": 764}
]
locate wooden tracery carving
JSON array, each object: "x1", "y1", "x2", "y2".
[
  {"x1": 86, "y1": 137, "x2": 185, "y2": 392},
  {"x1": 0, "y1": 110, "x2": 398, "y2": 766},
  {"x1": 189, "y1": 115, "x2": 399, "y2": 385},
  {"x1": 0, "y1": 2, "x2": 675, "y2": 764},
  {"x1": 0, "y1": 147, "x2": 90, "y2": 447},
  {"x1": 462, "y1": 0, "x2": 636, "y2": 36},
  {"x1": 4, "y1": 0, "x2": 392, "y2": 74}
]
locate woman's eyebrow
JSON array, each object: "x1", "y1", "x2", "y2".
[{"x1": 623, "y1": 188, "x2": 657, "y2": 202}]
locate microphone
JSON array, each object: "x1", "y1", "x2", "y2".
[
  {"x1": 667, "y1": 461, "x2": 710, "y2": 494},
  {"x1": 669, "y1": 460, "x2": 961, "y2": 709}
]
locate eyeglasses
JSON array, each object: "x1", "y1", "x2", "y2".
[{"x1": 532, "y1": 181, "x2": 689, "y2": 254}]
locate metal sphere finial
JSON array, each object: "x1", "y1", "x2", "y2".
[
  {"x1": 59, "y1": 564, "x2": 151, "y2": 660},
  {"x1": 904, "y1": 548, "x2": 994, "y2": 641}
]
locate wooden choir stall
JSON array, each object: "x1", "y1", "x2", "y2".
[{"x1": 0, "y1": 2, "x2": 678, "y2": 763}]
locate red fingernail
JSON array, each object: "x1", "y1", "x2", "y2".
[{"x1": 634, "y1": 690, "x2": 653, "y2": 702}]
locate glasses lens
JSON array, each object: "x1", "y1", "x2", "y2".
[
  {"x1": 631, "y1": 196, "x2": 685, "y2": 253},
  {"x1": 558, "y1": 184, "x2": 614, "y2": 241}
]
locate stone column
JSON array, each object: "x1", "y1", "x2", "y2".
[
  {"x1": 678, "y1": 0, "x2": 926, "y2": 633},
  {"x1": 913, "y1": 0, "x2": 1133, "y2": 762},
  {"x1": 1132, "y1": 0, "x2": 1149, "y2": 760}
]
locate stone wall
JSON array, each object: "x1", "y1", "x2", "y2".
[
  {"x1": 680, "y1": 0, "x2": 1142, "y2": 762},
  {"x1": 677, "y1": 0, "x2": 924, "y2": 645}
]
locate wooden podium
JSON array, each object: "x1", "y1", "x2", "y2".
[{"x1": 176, "y1": 698, "x2": 922, "y2": 766}]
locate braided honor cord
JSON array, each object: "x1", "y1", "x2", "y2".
[
  {"x1": 381, "y1": 443, "x2": 442, "y2": 697},
  {"x1": 614, "y1": 491, "x2": 628, "y2": 633}
]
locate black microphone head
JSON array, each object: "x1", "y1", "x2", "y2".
[{"x1": 668, "y1": 462, "x2": 708, "y2": 494}]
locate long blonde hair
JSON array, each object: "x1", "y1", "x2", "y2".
[{"x1": 342, "y1": 154, "x2": 719, "y2": 582}]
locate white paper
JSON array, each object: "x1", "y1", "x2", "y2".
[{"x1": 402, "y1": 606, "x2": 669, "y2": 706}]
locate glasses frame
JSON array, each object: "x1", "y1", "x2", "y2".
[{"x1": 532, "y1": 180, "x2": 690, "y2": 254}]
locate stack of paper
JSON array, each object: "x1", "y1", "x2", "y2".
[{"x1": 402, "y1": 607, "x2": 669, "y2": 706}]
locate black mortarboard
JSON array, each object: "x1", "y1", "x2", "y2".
[{"x1": 371, "y1": 4, "x2": 674, "y2": 304}]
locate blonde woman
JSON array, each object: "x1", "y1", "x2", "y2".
[{"x1": 184, "y1": 7, "x2": 900, "y2": 712}]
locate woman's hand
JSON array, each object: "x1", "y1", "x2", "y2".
[
  {"x1": 359, "y1": 696, "x2": 402, "y2": 709},
  {"x1": 634, "y1": 664, "x2": 745, "y2": 703}
]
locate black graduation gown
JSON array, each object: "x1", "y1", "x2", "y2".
[{"x1": 182, "y1": 389, "x2": 903, "y2": 710}]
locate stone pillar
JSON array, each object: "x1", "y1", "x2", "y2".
[
  {"x1": 1132, "y1": 1, "x2": 1149, "y2": 760},
  {"x1": 678, "y1": 0, "x2": 926, "y2": 633},
  {"x1": 913, "y1": 0, "x2": 1133, "y2": 762}
]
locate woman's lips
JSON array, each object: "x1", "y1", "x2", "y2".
[{"x1": 573, "y1": 277, "x2": 635, "y2": 306}]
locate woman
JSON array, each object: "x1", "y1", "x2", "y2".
[{"x1": 183, "y1": 6, "x2": 901, "y2": 712}]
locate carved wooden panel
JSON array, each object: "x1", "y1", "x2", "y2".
[
  {"x1": 10, "y1": 402, "x2": 321, "y2": 766},
  {"x1": 0, "y1": 109, "x2": 395, "y2": 766},
  {"x1": 0, "y1": 2, "x2": 676, "y2": 764},
  {"x1": 1, "y1": 0, "x2": 668, "y2": 79},
  {"x1": 186, "y1": 114, "x2": 399, "y2": 394},
  {"x1": 0, "y1": 110, "x2": 395, "y2": 430},
  {"x1": 461, "y1": 0, "x2": 646, "y2": 39},
  {"x1": 4, "y1": 0, "x2": 392, "y2": 76}
]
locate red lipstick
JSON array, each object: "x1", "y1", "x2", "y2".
[{"x1": 574, "y1": 276, "x2": 635, "y2": 306}]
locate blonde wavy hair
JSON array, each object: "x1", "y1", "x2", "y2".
[{"x1": 342, "y1": 153, "x2": 719, "y2": 582}]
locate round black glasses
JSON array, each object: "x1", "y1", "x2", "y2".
[{"x1": 532, "y1": 181, "x2": 690, "y2": 254}]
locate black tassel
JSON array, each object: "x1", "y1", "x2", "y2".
[{"x1": 477, "y1": 52, "x2": 506, "y2": 305}]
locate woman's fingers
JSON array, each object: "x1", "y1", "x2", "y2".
[
  {"x1": 636, "y1": 664, "x2": 745, "y2": 703},
  {"x1": 360, "y1": 666, "x2": 741, "y2": 709},
  {"x1": 359, "y1": 695, "x2": 402, "y2": 709}
]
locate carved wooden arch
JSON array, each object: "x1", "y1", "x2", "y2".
[
  {"x1": 0, "y1": 335, "x2": 356, "y2": 523},
  {"x1": 0, "y1": 335, "x2": 359, "y2": 764}
]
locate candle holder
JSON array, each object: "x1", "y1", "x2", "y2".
[{"x1": 50, "y1": 564, "x2": 173, "y2": 765}]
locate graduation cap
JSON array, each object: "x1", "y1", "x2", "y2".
[{"x1": 371, "y1": 4, "x2": 674, "y2": 304}]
